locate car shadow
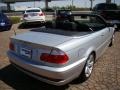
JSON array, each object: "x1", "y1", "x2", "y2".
[
  {"x1": 0, "y1": 29, "x2": 11, "y2": 32},
  {"x1": 0, "y1": 64, "x2": 70, "y2": 90},
  {"x1": 18, "y1": 22, "x2": 45, "y2": 29}
]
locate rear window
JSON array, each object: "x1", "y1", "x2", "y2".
[{"x1": 26, "y1": 9, "x2": 41, "y2": 12}]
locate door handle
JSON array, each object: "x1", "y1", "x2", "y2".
[
  {"x1": 109, "y1": 28, "x2": 110, "y2": 32},
  {"x1": 101, "y1": 35, "x2": 104, "y2": 36}
]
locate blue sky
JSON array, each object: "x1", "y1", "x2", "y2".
[{"x1": 1, "y1": 0, "x2": 120, "y2": 8}]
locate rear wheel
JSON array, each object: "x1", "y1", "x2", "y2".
[
  {"x1": 80, "y1": 53, "x2": 95, "y2": 81},
  {"x1": 7, "y1": 26, "x2": 12, "y2": 30}
]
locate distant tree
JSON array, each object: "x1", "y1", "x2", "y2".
[
  {"x1": 52, "y1": 6, "x2": 60, "y2": 10},
  {"x1": 50, "y1": 5, "x2": 90, "y2": 11},
  {"x1": 61, "y1": 6, "x2": 66, "y2": 9},
  {"x1": 66, "y1": 5, "x2": 76, "y2": 10}
]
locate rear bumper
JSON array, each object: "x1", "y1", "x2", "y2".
[
  {"x1": 23, "y1": 18, "x2": 45, "y2": 23},
  {"x1": 7, "y1": 51, "x2": 86, "y2": 86}
]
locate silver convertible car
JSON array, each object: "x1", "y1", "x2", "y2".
[{"x1": 7, "y1": 14, "x2": 115, "y2": 86}]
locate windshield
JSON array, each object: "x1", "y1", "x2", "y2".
[
  {"x1": 45, "y1": 14, "x2": 106, "y2": 32},
  {"x1": 73, "y1": 15, "x2": 106, "y2": 29},
  {"x1": 33, "y1": 15, "x2": 106, "y2": 36}
]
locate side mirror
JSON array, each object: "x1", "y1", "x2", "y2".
[{"x1": 106, "y1": 23, "x2": 114, "y2": 27}]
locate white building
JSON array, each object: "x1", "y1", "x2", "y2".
[
  {"x1": 13, "y1": 6, "x2": 28, "y2": 11},
  {"x1": 0, "y1": 5, "x2": 15, "y2": 11},
  {"x1": 0, "y1": 5, "x2": 28, "y2": 11}
]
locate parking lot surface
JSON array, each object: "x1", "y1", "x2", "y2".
[{"x1": 0, "y1": 24, "x2": 120, "y2": 90}]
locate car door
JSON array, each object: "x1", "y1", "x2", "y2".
[
  {"x1": 93, "y1": 16, "x2": 110, "y2": 57},
  {"x1": 94, "y1": 27, "x2": 108, "y2": 57},
  {"x1": 100, "y1": 27, "x2": 110, "y2": 51}
]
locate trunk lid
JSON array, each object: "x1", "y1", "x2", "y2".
[{"x1": 12, "y1": 31, "x2": 72, "y2": 47}]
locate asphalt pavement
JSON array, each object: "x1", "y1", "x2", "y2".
[{"x1": 0, "y1": 24, "x2": 120, "y2": 90}]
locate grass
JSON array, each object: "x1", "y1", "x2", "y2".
[{"x1": 9, "y1": 16, "x2": 21, "y2": 24}]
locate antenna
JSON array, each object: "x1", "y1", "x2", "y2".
[
  {"x1": 12, "y1": 21, "x2": 16, "y2": 35},
  {"x1": 13, "y1": 27, "x2": 16, "y2": 35}
]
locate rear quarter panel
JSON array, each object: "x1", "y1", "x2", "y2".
[{"x1": 56, "y1": 28, "x2": 114, "y2": 67}]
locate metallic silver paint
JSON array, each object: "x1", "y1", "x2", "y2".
[{"x1": 8, "y1": 26, "x2": 115, "y2": 85}]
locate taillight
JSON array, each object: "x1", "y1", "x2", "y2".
[
  {"x1": 24, "y1": 14, "x2": 28, "y2": 17},
  {"x1": 40, "y1": 49, "x2": 69, "y2": 64},
  {"x1": 9, "y1": 42, "x2": 15, "y2": 51},
  {"x1": 39, "y1": 13, "x2": 44, "y2": 16}
]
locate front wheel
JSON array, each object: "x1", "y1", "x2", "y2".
[
  {"x1": 109, "y1": 34, "x2": 115, "y2": 47},
  {"x1": 79, "y1": 53, "x2": 95, "y2": 81},
  {"x1": 114, "y1": 24, "x2": 119, "y2": 31}
]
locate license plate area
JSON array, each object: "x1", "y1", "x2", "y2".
[
  {"x1": 20, "y1": 48, "x2": 32, "y2": 58},
  {"x1": 30, "y1": 13, "x2": 37, "y2": 16}
]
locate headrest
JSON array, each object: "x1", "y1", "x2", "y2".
[{"x1": 62, "y1": 21, "x2": 76, "y2": 30}]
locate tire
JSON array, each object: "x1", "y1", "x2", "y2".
[
  {"x1": 79, "y1": 53, "x2": 95, "y2": 82},
  {"x1": 114, "y1": 24, "x2": 119, "y2": 31},
  {"x1": 7, "y1": 25, "x2": 12, "y2": 30},
  {"x1": 109, "y1": 34, "x2": 114, "y2": 47}
]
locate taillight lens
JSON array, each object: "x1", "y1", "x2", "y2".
[
  {"x1": 39, "y1": 13, "x2": 44, "y2": 16},
  {"x1": 24, "y1": 14, "x2": 28, "y2": 17},
  {"x1": 9, "y1": 42, "x2": 15, "y2": 51},
  {"x1": 40, "y1": 49, "x2": 69, "y2": 64}
]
